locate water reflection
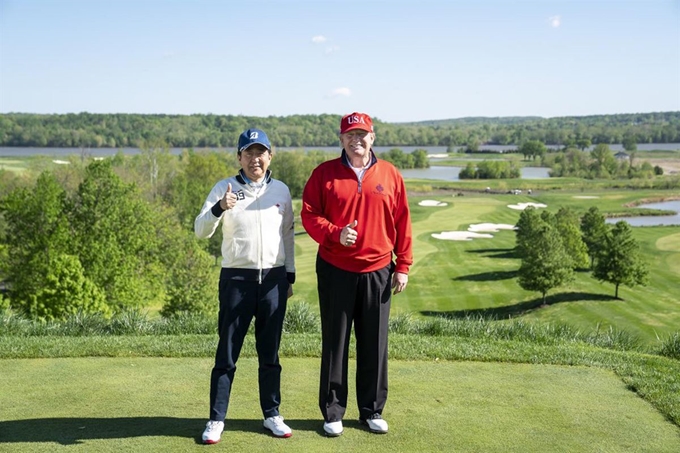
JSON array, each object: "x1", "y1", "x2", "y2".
[
  {"x1": 400, "y1": 165, "x2": 551, "y2": 181},
  {"x1": 606, "y1": 200, "x2": 680, "y2": 227},
  {"x1": 2, "y1": 142, "x2": 678, "y2": 157}
]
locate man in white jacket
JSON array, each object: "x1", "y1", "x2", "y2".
[{"x1": 194, "y1": 128, "x2": 295, "y2": 444}]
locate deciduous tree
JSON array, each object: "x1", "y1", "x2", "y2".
[
  {"x1": 580, "y1": 207, "x2": 608, "y2": 268},
  {"x1": 593, "y1": 221, "x2": 648, "y2": 299},
  {"x1": 69, "y1": 160, "x2": 165, "y2": 311},
  {"x1": 518, "y1": 222, "x2": 574, "y2": 305},
  {"x1": 519, "y1": 140, "x2": 547, "y2": 161},
  {"x1": 0, "y1": 172, "x2": 71, "y2": 316},
  {"x1": 554, "y1": 207, "x2": 590, "y2": 270},
  {"x1": 514, "y1": 206, "x2": 543, "y2": 259}
]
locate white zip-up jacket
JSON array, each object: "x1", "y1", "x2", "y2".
[{"x1": 194, "y1": 170, "x2": 295, "y2": 281}]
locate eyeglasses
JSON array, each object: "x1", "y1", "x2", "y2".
[{"x1": 241, "y1": 149, "x2": 270, "y2": 159}]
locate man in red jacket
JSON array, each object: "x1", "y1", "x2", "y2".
[{"x1": 301, "y1": 112, "x2": 413, "y2": 437}]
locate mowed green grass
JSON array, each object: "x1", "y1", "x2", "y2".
[
  {"x1": 1, "y1": 357, "x2": 678, "y2": 452},
  {"x1": 292, "y1": 189, "x2": 680, "y2": 344},
  {"x1": 0, "y1": 157, "x2": 30, "y2": 173}
]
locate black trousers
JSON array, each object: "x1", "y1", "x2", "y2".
[
  {"x1": 316, "y1": 254, "x2": 393, "y2": 422},
  {"x1": 209, "y1": 268, "x2": 288, "y2": 421}
]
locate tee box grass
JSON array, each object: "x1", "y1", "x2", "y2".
[{"x1": 1, "y1": 357, "x2": 679, "y2": 452}]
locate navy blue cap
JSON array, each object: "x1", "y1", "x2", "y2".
[{"x1": 238, "y1": 128, "x2": 271, "y2": 153}]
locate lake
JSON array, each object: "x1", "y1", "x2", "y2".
[
  {"x1": 400, "y1": 165, "x2": 551, "y2": 180},
  {"x1": 0, "y1": 143, "x2": 678, "y2": 157},
  {"x1": 606, "y1": 200, "x2": 680, "y2": 227},
  {"x1": 0, "y1": 146, "x2": 449, "y2": 157}
]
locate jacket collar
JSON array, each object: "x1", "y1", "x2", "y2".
[
  {"x1": 236, "y1": 169, "x2": 272, "y2": 185},
  {"x1": 341, "y1": 149, "x2": 377, "y2": 169}
]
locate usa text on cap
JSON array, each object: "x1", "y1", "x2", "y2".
[{"x1": 340, "y1": 112, "x2": 373, "y2": 134}]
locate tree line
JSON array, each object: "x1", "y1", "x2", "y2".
[
  {"x1": 1, "y1": 145, "x2": 649, "y2": 320},
  {"x1": 459, "y1": 140, "x2": 663, "y2": 180},
  {"x1": 0, "y1": 150, "x2": 248, "y2": 320},
  {"x1": 1, "y1": 111, "x2": 678, "y2": 149},
  {"x1": 0, "y1": 145, "x2": 429, "y2": 320}
]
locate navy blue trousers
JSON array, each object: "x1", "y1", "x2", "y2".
[
  {"x1": 316, "y1": 255, "x2": 393, "y2": 422},
  {"x1": 209, "y1": 267, "x2": 288, "y2": 421}
]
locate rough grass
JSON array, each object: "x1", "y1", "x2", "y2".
[{"x1": 0, "y1": 307, "x2": 654, "y2": 354}]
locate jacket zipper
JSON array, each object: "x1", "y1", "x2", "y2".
[{"x1": 256, "y1": 187, "x2": 263, "y2": 284}]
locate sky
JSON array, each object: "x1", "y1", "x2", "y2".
[{"x1": 0, "y1": 0, "x2": 679, "y2": 123}]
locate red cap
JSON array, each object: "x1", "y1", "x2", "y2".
[{"x1": 340, "y1": 112, "x2": 374, "y2": 134}]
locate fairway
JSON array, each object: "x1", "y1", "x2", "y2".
[
  {"x1": 1, "y1": 357, "x2": 678, "y2": 452},
  {"x1": 291, "y1": 189, "x2": 680, "y2": 344}
]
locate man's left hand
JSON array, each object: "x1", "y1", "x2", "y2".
[{"x1": 391, "y1": 272, "x2": 408, "y2": 295}]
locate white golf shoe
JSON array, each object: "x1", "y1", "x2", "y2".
[
  {"x1": 360, "y1": 413, "x2": 388, "y2": 434},
  {"x1": 323, "y1": 420, "x2": 343, "y2": 437},
  {"x1": 263, "y1": 415, "x2": 292, "y2": 438},
  {"x1": 201, "y1": 420, "x2": 224, "y2": 444}
]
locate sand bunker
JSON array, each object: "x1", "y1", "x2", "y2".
[
  {"x1": 507, "y1": 202, "x2": 547, "y2": 210},
  {"x1": 52, "y1": 160, "x2": 70, "y2": 165},
  {"x1": 432, "y1": 231, "x2": 493, "y2": 241},
  {"x1": 572, "y1": 196, "x2": 600, "y2": 199},
  {"x1": 468, "y1": 223, "x2": 516, "y2": 232},
  {"x1": 419, "y1": 200, "x2": 448, "y2": 207}
]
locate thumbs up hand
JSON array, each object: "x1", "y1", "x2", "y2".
[
  {"x1": 220, "y1": 183, "x2": 236, "y2": 210},
  {"x1": 340, "y1": 220, "x2": 358, "y2": 247}
]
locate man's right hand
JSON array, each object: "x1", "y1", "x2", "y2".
[
  {"x1": 220, "y1": 183, "x2": 236, "y2": 210},
  {"x1": 340, "y1": 220, "x2": 358, "y2": 247}
]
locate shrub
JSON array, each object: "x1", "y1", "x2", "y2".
[
  {"x1": 283, "y1": 302, "x2": 320, "y2": 334},
  {"x1": 107, "y1": 308, "x2": 153, "y2": 335},
  {"x1": 0, "y1": 307, "x2": 32, "y2": 336},
  {"x1": 586, "y1": 324, "x2": 641, "y2": 351},
  {"x1": 157, "y1": 312, "x2": 215, "y2": 335},
  {"x1": 60, "y1": 310, "x2": 108, "y2": 336},
  {"x1": 389, "y1": 312, "x2": 416, "y2": 335},
  {"x1": 27, "y1": 254, "x2": 109, "y2": 321},
  {"x1": 417, "y1": 317, "x2": 454, "y2": 336},
  {"x1": 161, "y1": 242, "x2": 218, "y2": 318},
  {"x1": 659, "y1": 332, "x2": 680, "y2": 360}
]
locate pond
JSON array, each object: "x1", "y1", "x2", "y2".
[
  {"x1": 400, "y1": 165, "x2": 551, "y2": 181},
  {"x1": 606, "y1": 200, "x2": 680, "y2": 227},
  {"x1": 1, "y1": 142, "x2": 679, "y2": 157}
]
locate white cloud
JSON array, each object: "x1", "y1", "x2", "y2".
[
  {"x1": 328, "y1": 87, "x2": 352, "y2": 98},
  {"x1": 325, "y1": 45, "x2": 340, "y2": 54},
  {"x1": 312, "y1": 35, "x2": 327, "y2": 44},
  {"x1": 549, "y1": 15, "x2": 561, "y2": 28}
]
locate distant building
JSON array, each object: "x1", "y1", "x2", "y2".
[{"x1": 614, "y1": 151, "x2": 630, "y2": 161}]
